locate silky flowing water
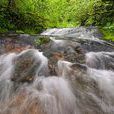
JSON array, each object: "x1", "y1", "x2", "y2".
[{"x1": 0, "y1": 27, "x2": 114, "y2": 114}]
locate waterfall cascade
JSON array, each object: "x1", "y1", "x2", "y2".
[{"x1": 0, "y1": 27, "x2": 114, "y2": 114}]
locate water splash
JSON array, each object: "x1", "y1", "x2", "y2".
[
  {"x1": 86, "y1": 52, "x2": 114, "y2": 70},
  {"x1": 0, "y1": 48, "x2": 114, "y2": 114},
  {"x1": 0, "y1": 53, "x2": 16, "y2": 102},
  {"x1": 57, "y1": 60, "x2": 114, "y2": 114}
]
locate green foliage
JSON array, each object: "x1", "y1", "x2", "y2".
[
  {"x1": 0, "y1": 0, "x2": 113, "y2": 35},
  {"x1": 35, "y1": 37, "x2": 50, "y2": 45},
  {"x1": 44, "y1": 0, "x2": 114, "y2": 27},
  {"x1": 100, "y1": 23, "x2": 114, "y2": 41},
  {"x1": 0, "y1": 0, "x2": 47, "y2": 33}
]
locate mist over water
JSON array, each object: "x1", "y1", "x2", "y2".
[{"x1": 0, "y1": 28, "x2": 114, "y2": 114}]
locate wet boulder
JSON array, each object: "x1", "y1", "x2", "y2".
[
  {"x1": 11, "y1": 49, "x2": 49, "y2": 83},
  {"x1": 86, "y1": 52, "x2": 114, "y2": 70},
  {"x1": 39, "y1": 38, "x2": 85, "y2": 63},
  {"x1": 59, "y1": 60, "x2": 114, "y2": 114},
  {"x1": 80, "y1": 40, "x2": 114, "y2": 52},
  {"x1": 38, "y1": 38, "x2": 86, "y2": 75}
]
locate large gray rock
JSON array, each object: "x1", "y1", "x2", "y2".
[{"x1": 11, "y1": 49, "x2": 49, "y2": 83}]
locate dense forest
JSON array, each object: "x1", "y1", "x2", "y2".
[{"x1": 0, "y1": 0, "x2": 114, "y2": 40}]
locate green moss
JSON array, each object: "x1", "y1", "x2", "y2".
[
  {"x1": 16, "y1": 30, "x2": 25, "y2": 34},
  {"x1": 35, "y1": 37, "x2": 50, "y2": 46}
]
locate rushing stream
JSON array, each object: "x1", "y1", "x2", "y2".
[{"x1": 0, "y1": 27, "x2": 114, "y2": 114}]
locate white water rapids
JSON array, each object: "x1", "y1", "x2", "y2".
[
  {"x1": 0, "y1": 27, "x2": 114, "y2": 114},
  {"x1": 41, "y1": 27, "x2": 102, "y2": 42},
  {"x1": 0, "y1": 48, "x2": 113, "y2": 114}
]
